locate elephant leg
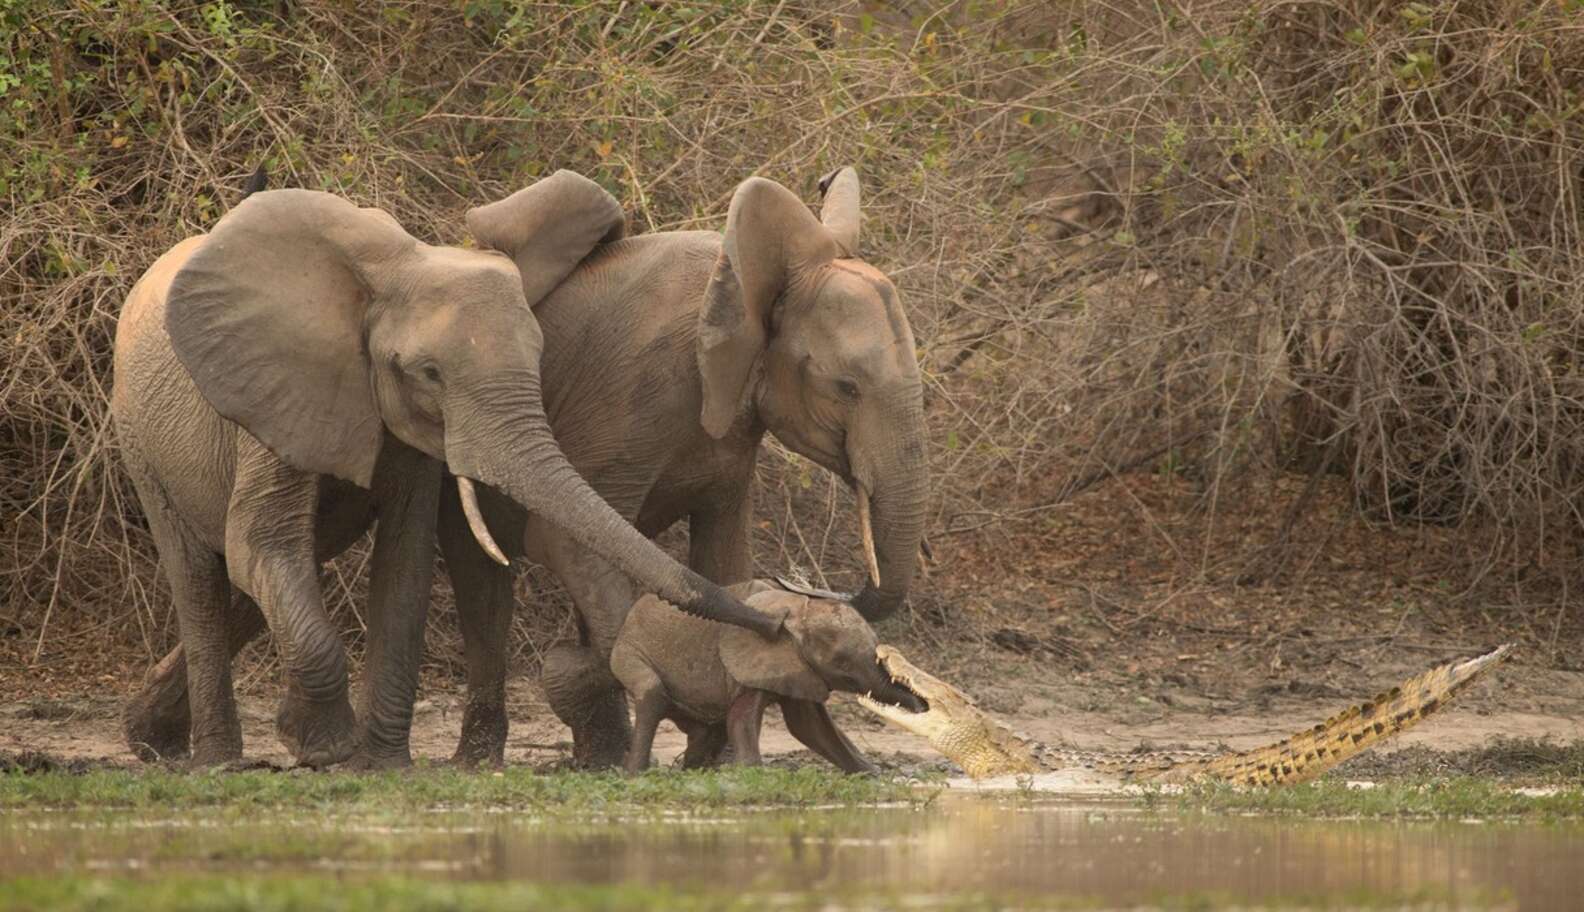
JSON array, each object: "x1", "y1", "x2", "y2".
[
  {"x1": 437, "y1": 476, "x2": 524, "y2": 766},
  {"x1": 135, "y1": 488, "x2": 242, "y2": 766},
  {"x1": 125, "y1": 478, "x2": 373, "y2": 763},
  {"x1": 534, "y1": 521, "x2": 640, "y2": 769},
  {"x1": 679, "y1": 720, "x2": 728, "y2": 769},
  {"x1": 781, "y1": 699, "x2": 878, "y2": 774},
  {"x1": 350, "y1": 441, "x2": 442, "y2": 769},
  {"x1": 542, "y1": 643, "x2": 632, "y2": 769},
  {"x1": 123, "y1": 591, "x2": 266, "y2": 762},
  {"x1": 226, "y1": 438, "x2": 356, "y2": 768},
  {"x1": 725, "y1": 690, "x2": 770, "y2": 767},
  {"x1": 622, "y1": 672, "x2": 669, "y2": 775},
  {"x1": 685, "y1": 491, "x2": 755, "y2": 587}
]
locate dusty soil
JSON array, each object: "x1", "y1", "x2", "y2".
[
  {"x1": 2, "y1": 679, "x2": 1580, "y2": 780},
  {"x1": 3, "y1": 471, "x2": 1581, "y2": 774}
]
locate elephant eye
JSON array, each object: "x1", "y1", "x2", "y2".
[
  {"x1": 835, "y1": 379, "x2": 860, "y2": 401},
  {"x1": 422, "y1": 365, "x2": 442, "y2": 383}
]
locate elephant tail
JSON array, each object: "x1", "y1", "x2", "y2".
[{"x1": 1153, "y1": 643, "x2": 1514, "y2": 786}]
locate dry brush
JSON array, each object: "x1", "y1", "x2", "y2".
[{"x1": 2, "y1": 0, "x2": 1580, "y2": 672}]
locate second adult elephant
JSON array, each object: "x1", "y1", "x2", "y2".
[
  {"x1": 128, "y1": 168, "x2": 927, "y2": 767},
  {"x1": 453, "y1": 167, "x2": 928, "y2": 766}
]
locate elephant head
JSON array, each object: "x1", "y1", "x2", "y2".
[
  {"x1": 718, "y1": 588, "x2": 926, "y2": 709},
  {"x1": 165, "y1": 174, "x2": 783, "y2": 637},
  {"x1": 698, "y1": 169, "x2": 927, "y2": 622}
]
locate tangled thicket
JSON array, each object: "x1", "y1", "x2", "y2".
[{"x1": 3, "y1": 1, "x2": 1582, "y2": 668}]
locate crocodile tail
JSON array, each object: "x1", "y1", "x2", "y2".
[{"x1": 1153, "y1": 644, "x2": 1513, "y2": 786}]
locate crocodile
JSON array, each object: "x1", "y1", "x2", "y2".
[{"x1": 856, "y1": 643, "x2": 1514, "y2": 783}]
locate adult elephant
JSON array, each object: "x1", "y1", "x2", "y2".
[
  {"x1": 113, "y1": 172, "x2": 784, "y2": 768},
  {"x1": 441, "y1": 167, "x2": 928, "y2": 766},
  {"x1": 125, "y1": 168, "x2": 926, "y2": 768}
]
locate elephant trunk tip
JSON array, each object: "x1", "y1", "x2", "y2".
[{"x1": 851, "y1": 585, "x2": 904, "y2": 623}]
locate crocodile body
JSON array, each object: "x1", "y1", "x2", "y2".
[{"x1": 858, "y1": 644, "x2": 1514, "y2": 784}]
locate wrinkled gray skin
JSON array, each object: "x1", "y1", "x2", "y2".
[
  {"x1": 125, "y1": 168, "x2": 926, "y2": 769},
  {"x1": 610, "y1": 581, "x2": 925, "y2": 773},
  {"x1": 500, "y1": 169, "x2": 928, "y2": 767},
  {"x1": 112, "y1": 174, "x2": 783, "y2": 768}
]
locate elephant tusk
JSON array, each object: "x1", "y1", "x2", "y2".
[
  {"x1": 856, "y1": 487, "x2": 881, "y2": 588},
  {"x1": 457, "y1": 476, "x2": 510, "y2": 567}
]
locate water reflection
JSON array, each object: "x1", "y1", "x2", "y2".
[{"x1": 2, "y1": 797, "x2": 1578, "y2": 907}]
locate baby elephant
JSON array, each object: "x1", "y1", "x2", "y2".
[{"x1": 610, "y1": 580, "x2": 925, "y2": 774}]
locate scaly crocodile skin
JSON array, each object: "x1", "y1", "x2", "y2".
[{"x1": 857, "y1": 644, "x2": 1513, "y2": 784}]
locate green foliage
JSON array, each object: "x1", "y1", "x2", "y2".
[
  {"x1": 0, "y1": 765, "x2": 922, "y2": 811},
  {"x1": 0, "y1": 876, "x2": 1493, "y2": 912},
  {"x1": 0, "y1": 878, "x2": 818, "y2": 912}
]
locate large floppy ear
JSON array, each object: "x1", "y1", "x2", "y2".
[
  {"x1": 465, "y1": 169, "x2": 625, "y2": 307},
  {"x1": 166, "y1": 189, "x2": 418, "y2": 488},
  {"x1": 816, "y1": 166, "x2": 860, "y2": 257},
  {"x1": 718, "y1": 590, "x2": 830, "y2": 703},
  {"x1": 697, "y1": 176, "x2": 842, "y2": 438}
]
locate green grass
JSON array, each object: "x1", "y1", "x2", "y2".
[
  {"x1": 0, "y1": 765, "x2": 923, "y2": 812},
  {"x1": 1158, "y1": 777, "x2": 1584, "y2": 820},
  {"x1": 0, "y1": 876, "x2": 1503, "y2": 912},
  {"x1": 0, "y1": 878, "x2": 779, "y2": 912}
]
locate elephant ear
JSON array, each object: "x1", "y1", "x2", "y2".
[
  {"x1": 816, "y1": 166, "x2": 861, "y2": 257},
  {"x1": 465, "y1": 170, "x2": 625, "y2": 307},
  {"x1": 165, "y1": 189, "x2": 418, "y2": 488},
  {"x1": 718, "y1": 590, "x2": 830, "y2": 703},
  {"x1": 697, "y1": 176, "x2": 842, "y2": 438}
]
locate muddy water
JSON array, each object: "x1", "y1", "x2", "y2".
[{"x1": 2, "y1": 796, "x2": 1579, "y2": 908}]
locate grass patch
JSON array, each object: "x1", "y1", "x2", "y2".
[
  {"x1": 0, "y1": 875, "x2": 1501, "y2": 912},
  {"x1": 1160, "y1": 777, "x2": 1584, "y2": 821},
  {"x1": 0, "y1": 878, "x2": 783, "y2": 912},
  {"x1": 0, "y1": 765, "x2": 923, "y2": 812}
]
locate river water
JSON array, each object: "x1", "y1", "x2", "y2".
[{"x1": 2, "y1": 795, "x2": 1578, "y2": 908}]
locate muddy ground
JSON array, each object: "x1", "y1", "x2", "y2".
[
  {"x1": 1, "y1": 672, "x2": 1580, "y2": 780},
  {"x1": 3, "y1": 471, "x2": 1581, "y2": 775}
]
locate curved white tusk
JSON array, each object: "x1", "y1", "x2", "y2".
[
  {"x1": 457, "y1": 476, "x2": 509, "y2": 567},
  {"x1": 857, "y1": 487, "x2": 881, "y2": 588}
]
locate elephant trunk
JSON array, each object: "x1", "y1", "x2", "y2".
[
  {"x1": 848, "y1": 388, "x2": 929, "y2": 623},
  {"x1": 446, "y1": 371, "x2": 783, "y2": 637}
]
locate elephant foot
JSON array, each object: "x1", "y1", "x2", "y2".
[
  {"x1": 451, "y1": 700, "x2": 507, "y2": 768},
  {"x1": 679, "y1": 723, "x2": 729, "y2": 769},
  {"x1": 122, "y1": 673, "x2": 193, "y2": 763},
  {"x1": 185, "y1": 738, "x2": 245, "y2": 768},
  {"x1": 350, "y1": 716, "x2": 416, "y2": 771},
  {"x1": 275, "y1": 691, "x2": 358, "y2": 768},
  {"x1": 543, "y1": 644, "x2": 630, "y2": 770},
  {"x1": 568, "y1": 697, "x2": 632, "y2": 770},
  {"x1": 343, "y1": 749, "x2": 413, "y2": 772}
]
